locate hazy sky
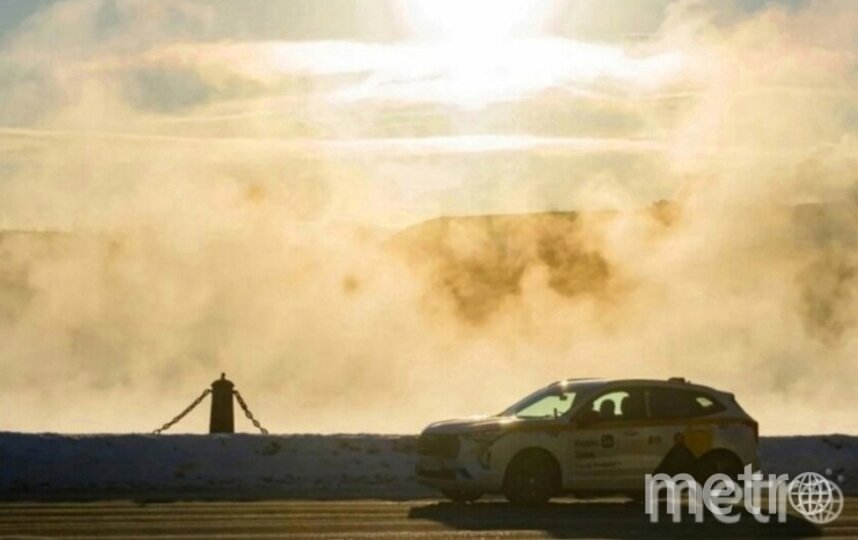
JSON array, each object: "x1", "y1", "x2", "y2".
[
  {"x1": 2, "y1": 0, "x2": 851, "y2": 230},
  {"x1": 0, "y1": 1, "x2": 857, "y2": 435}
]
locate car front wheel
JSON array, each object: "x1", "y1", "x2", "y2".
[{"x1": 503, "y1": 451, "x2": 558, "y2": 506}]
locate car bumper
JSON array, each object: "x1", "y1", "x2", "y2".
[{"x1": 415, "y1": 441, "x2": 503, "y2": 492}]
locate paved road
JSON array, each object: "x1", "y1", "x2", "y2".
[{"x1": 1, "y1": 498, "x2": 856, "y2": 539}]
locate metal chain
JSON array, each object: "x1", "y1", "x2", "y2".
[
  {"x1": 152, "y1": 388, "x2": 211, "y2": 434},
  {"x1": 233, "y1": 389, "x2": 269, "y2": 435}
]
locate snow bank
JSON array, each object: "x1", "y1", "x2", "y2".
[
  {"x1": 759, "y1": 435, "x2": 858, "y2": 491},
  {"x1": 0, "y1": 433, "x2": 429, "y2": 500},
  {"x1": 1, "y1": 432, "x2": 855, "y2": 500}
]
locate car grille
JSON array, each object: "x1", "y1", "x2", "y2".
[{"x1": 417, "y1": 434, "x2": 460, "y2": 459}]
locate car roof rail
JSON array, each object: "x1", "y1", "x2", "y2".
[{"x1": 667, "y1": 376, "x2": 688, "y2": 383}]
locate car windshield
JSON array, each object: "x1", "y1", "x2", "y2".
[{"x1": 501, "y1": 380, "x2": 600, "y2": 419}]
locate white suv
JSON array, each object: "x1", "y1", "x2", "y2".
[{"x1": 416, "y1": 378, "x2": 759, "y2": 505}]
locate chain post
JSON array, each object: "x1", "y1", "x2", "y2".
[
  {"x1": 152, "y1": 379, "x2": 269, "y2": 435},
  {"x1": 209, "y1": 373, "x2": 235, "y2": 433}
]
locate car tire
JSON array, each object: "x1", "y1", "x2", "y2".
[
  {"x1": 440, "y1": 489, "x2": 482, "y2": 503},
  {"x1": 696, "y1": 450, "x2": 743, "y2": 484},
  {"x1": 503, "y1": 451, "x2": 558, "y2": 506}
]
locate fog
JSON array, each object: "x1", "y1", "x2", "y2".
[{"x1": 0, "y1": 0, "x2": 857, "y2": 435}]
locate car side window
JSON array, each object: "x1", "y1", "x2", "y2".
[
  {"x1": 514, "y1": 391, "x2": 577, "y2": 419},
  {"x1": 648, "y1": 388, "x2": 725, "y2": 419},
  {"x1": 579, "y1": 388, "x2": 647, "y2": 422}
]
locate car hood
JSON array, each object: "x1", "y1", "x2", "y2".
[{"x1": 422, "y1": 415, "x2": 517, "y2": 435}]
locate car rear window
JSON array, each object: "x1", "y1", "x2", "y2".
[{"x1": 648, "y1": 388, "x2": 726, "y2": 419}]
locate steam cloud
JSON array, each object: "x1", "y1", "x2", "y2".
[{"x1": 0, "y1": 0, "x2": 857, "y2": 435}]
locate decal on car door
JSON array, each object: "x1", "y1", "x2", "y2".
[{"x1": 683, "y1": 425, "x2": 713, "y2": 457}]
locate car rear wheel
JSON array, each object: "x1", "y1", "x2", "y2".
[
  {"x1": 696, "y1": 450, "x2": 743, "y2": 484},
  {"x1": 503, "y1": 451, "x2": 558, "y2": 506},
  {"x1": 440, "y1": 489, "x2": 482, "y2": 503}
]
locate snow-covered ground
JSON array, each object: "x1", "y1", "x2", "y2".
[
  {"x1": 759, "y1": 435, "x2": 857, "y2": 491},
  {"x1": 1, "y1": 432, "x2": 855, "y2": 499},
  {"x1": 0, "y1": 433, "x2": 427, "y2": 500}
]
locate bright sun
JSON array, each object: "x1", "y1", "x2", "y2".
[
  {"x1": 404, "y1": 0, "x2": 553, "y2": 42},
  {"x1": 370, "y1": 0, "x2": 683, "y2": 109}
]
